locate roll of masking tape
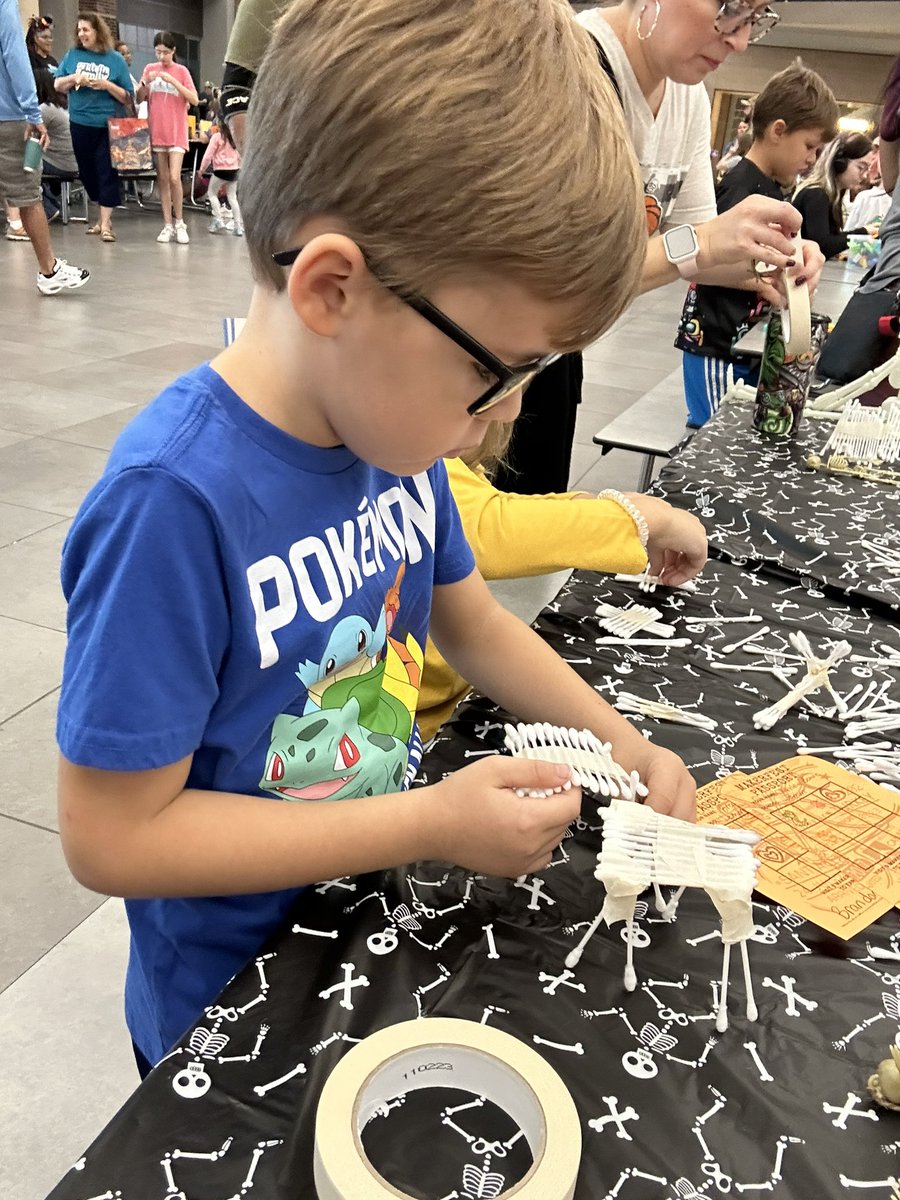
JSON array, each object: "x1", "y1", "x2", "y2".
[
  {"x1": 780, "y1": 233, "x2": 811, "y2": 358},
  {"x1": 314, "y1": 1017, "x2": 582, "y2": 1200},
  {"x1": 755, "y1": 231, "x2": 811, "y2": 358}
]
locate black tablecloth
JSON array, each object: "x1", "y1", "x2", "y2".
[
  {"x1": 47, "y1": 413, "x2": 900, "y2": 1200},
  {"x1": 654, "y1": 403, "x2": 900, "y2": 616}
]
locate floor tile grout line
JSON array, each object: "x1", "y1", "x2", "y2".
[
  {"x1": 0, "y1": 812, "x2": 59, "y2": 836},
  {"x1": 0, "y1": 684, "x2": 61, "y2": 729},
  {"x1": 0, "y1": 895, "x2": 111, "y2": 1001},
  {"x1": 0, "y1": 613, "x2": 66, "y2": 636}
]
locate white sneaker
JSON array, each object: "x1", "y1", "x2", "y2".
[
  {"x1": 175, "y1": 220, "x2": 190, "y2": 245},
  {"x1": 208, "y1": 217, "x2": 224, "y2": 234},
  {"x1": 157, "y1": 224, "x2": 175, "y2": 243},
  {"x1": 37, "y1": 258, "x2": 90, "y2": 295},
  {"x1": 233, "y1": 223, "x2": 244, "y2": 237}
]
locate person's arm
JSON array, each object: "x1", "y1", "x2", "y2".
[
  {"x1": 430, "y1": 569, "x2": 696, "y2": 820},
  {"x1": 794, "y1": 187, "x2": 848, "y2": 260},
  {"x1": 881, "y1": 138, "x2": 899, "y2": 196},
  {"x1": 0, "y1": 6, "x2": 43, "y2": 124},
  {"x1": 447, "y1": 459, "x2": 707, "y2": 585},
  {"x1": 220, "y1": 0, "x2": 291, "y2": 148},
  {"x1": 198, "y1": 136, "x2": 217, "y2": 175},
  {"x1": 165, "y1": 65, "x2": 199, "y2": 107},
  {"x1": 640, "y1": 194, "x2": 822, "y2": 307},
  {"x1": 59, "y1": 746, "x2": 585, "y2": 895}
]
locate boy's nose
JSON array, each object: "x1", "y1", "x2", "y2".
[{"x1": 487, "y1": 387, "x2": 523, "y2": 424}]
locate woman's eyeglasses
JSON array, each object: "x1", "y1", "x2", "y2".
[
  {"x1": 715, "y1": 1, "x2": 781, "y2": 43},
  {"x1": 272, "y1": 247, "x2": 559, "y2": 415}
]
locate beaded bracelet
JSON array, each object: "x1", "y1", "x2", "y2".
[{"x1": 597, "y1": 489, "x2": 650, "y2": 550}]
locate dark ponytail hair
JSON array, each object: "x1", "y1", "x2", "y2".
[{"x1": 153, "y1": 30, "x2": 177, "y2": 56}]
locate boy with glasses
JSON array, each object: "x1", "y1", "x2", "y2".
[{"x1": 56, "y1": 0, "x2": 699, "y2": 1075}]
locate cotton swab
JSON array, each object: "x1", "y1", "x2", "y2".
[{"x1": 615, "y1": 691, "x2": 718, "y2": 731}]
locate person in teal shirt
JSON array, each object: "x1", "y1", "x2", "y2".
[{"x1": 55, "y1": 12, "x2": 132, "y2": 240}]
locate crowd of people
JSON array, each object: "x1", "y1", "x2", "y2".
[
  {"x1": 1, "y1": 0, "x2": 898, "y2": 1081},
  {"x1": 0, "y1": 5, "x2": 243, "y2": 283}
]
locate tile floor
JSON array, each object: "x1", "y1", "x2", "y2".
[{"x1": 1, "y1": 204, "x2": 690, "y2": 1198}]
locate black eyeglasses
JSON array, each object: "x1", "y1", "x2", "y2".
[
  {"x1": 271, "y1": 247, "x2": 560, "y2": 415},
  {"x1": 714, "y1": 1, "x2": 780, "y2": 43}
]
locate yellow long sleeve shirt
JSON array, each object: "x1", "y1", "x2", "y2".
[{"x1": 417, "y1": 458, "x2": 649, "y2": 741}]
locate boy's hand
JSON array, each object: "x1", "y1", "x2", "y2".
[
  {"x1": 629, "y1": 742, "x2": 697, "y2": 822},
  {"x1": 625, "y1": 494, "x2": 708, "y2": 586},
  {"x1": 428, "y1": 757, "x2": 582, "y2": 877}
]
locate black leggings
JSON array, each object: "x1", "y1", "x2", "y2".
[
  {"x1": 492, "y1": 352, "x2": 583, "y2": 495},
  {"x1": 70, "y1": 121, "x2": 121, "y2": 208}
]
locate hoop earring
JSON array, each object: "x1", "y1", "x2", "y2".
[{"x1": 636, "y1": 0, "x2": 661, "y2": 41}]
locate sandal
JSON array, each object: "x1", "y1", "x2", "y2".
[
  {"x1": 100, "y1": 228, "x2": 116, "y2": 242},
  {"x1": 86, "y1": 223, "x2": 102, "y2": 235}
]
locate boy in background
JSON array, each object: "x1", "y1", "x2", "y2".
[
  {"x1": 56, "y1": 0, "x2": 699, "y2": 1074},
  {"x1": 676, "y1": 61, "x2": 838, "y2": 425}
]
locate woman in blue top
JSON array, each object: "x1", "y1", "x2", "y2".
[{"x1": 55, "y1": 12, "x2": 133, "y2": 241}]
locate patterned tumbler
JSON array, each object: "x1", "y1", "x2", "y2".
[{"x1": 752, "y1": 310, "x2": 830, "y2": 439}]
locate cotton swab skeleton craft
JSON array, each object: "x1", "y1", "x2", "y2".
[
  {"x1": 504, "y1": 723, "x2": 761, "y2": 1031},
  {"x1": 752, "y1": 631, "x2": 851, "y2": 731},
  {"x1": 805, "y1": 398, "x2": 900, "y2": 486}
]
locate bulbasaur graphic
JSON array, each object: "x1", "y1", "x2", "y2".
[{"x1": 260, "y1": 697, "x2": 407, "y2": 802}]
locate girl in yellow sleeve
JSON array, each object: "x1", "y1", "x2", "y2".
[{"x1": 417, "y1": 444, "x2": 707, "y2": 740}]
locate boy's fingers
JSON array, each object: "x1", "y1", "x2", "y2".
[{"x1": 492, "y1": 756, "x2": 574, "y2": 792}]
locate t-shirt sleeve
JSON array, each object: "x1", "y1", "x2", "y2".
[
  {"x1": 176, "y1": 63, "x2": 195, "y2": 94},
  {"x1": 428, "y1": 461, "x2": 476, "y2": 586},
  {"x1": 445, "y1": 458, "x2": 647, "y2": 578},
  {"x1": 57, "y1": 468, "x2": 230, "y2": 771},
  {"x1": 664, "y1": 88, "x2": 716, "y2": 229}
]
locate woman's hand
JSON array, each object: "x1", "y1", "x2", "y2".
[
  {"x1": 625, "y1": 494, "x2": 708, "y2": 586},
  {"x1": 698, "y1": 195, "x2": 801, "y2": 275}
]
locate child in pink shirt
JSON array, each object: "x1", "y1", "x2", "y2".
[
  {"x1": 199, "y1": 119, "x2": 243, "y2": 236},
  {"x1": 137, "y1": 31, "x2": 198, "y2": 244}
]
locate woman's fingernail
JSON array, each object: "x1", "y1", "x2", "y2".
[
  {"x1": 794, "y1": 276, "x2": 807, "y2": 287},
  {"x1": 555, "y1": 764, "x2": 572, "y2": 781},
  {"x1": 786, "y1": 259, "x2": 797, "y2": 268}
]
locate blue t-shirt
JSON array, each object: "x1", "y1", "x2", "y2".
[
  {"x1": 57, "y1": 363, "x2": 475, "y2": 1062},
  {"x1": 56, "y1": 46, "x2": 132, "y2": 126}
]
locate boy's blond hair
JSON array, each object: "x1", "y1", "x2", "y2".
[
  {"x1": 751, "y1": 60, "x2": 838, "y2": 142},
  {"x1": 240, "y1": 0, "x2": 644, "y2": 351}
]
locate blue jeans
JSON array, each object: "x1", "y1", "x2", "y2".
[{"x1": 40, "y1": 161, "x2": 71, "y2": 218}]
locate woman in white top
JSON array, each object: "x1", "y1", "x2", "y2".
[{"x1": 496, "y1": 0, "x2": 824, "y2": 494}]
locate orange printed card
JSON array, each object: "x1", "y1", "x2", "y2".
[{"x1": 697, "y1": 757, "x2": 900, "y2": 939}]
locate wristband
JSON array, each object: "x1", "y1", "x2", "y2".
[{"x1": 597, "y1": 489, "x2": 650, "y2": 550}]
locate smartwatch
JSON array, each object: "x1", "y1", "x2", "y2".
[{"x1": 662, "y1": 223, "x2": 700, "y2": 280}]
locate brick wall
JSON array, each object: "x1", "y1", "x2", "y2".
[{"x1": 93, "y1": 0, "x2": 119, "y2": 39}]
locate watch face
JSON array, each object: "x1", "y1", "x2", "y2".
[{"x1": 666, "y1": 225, "x2": 698, "y2": 260}]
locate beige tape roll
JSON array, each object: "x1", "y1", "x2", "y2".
[
  {"x1": 755, "y1": 232, "x2": 811, "y2": 358},
  {"x1": 314, "y1": 1017, "x2": 582, "y2": 1200},
  {"x1": 780, "y1": 242, "x2": 811, "y2": 358}
]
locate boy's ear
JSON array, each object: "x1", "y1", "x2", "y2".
[
  {"x1": 767, "y1": 119, "x2": 788, "y2": 142},
  {"x1": 285, "y1": 235, "x2": 369, "y2": 337}
]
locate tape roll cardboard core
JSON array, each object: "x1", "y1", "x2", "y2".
[{"x1": 314, "y1": 1018, "x2": 581, "y2": 1200}]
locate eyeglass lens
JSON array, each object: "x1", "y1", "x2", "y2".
[{"x1": 716, "y1": 3, "x2": 778, "y2": 40}]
